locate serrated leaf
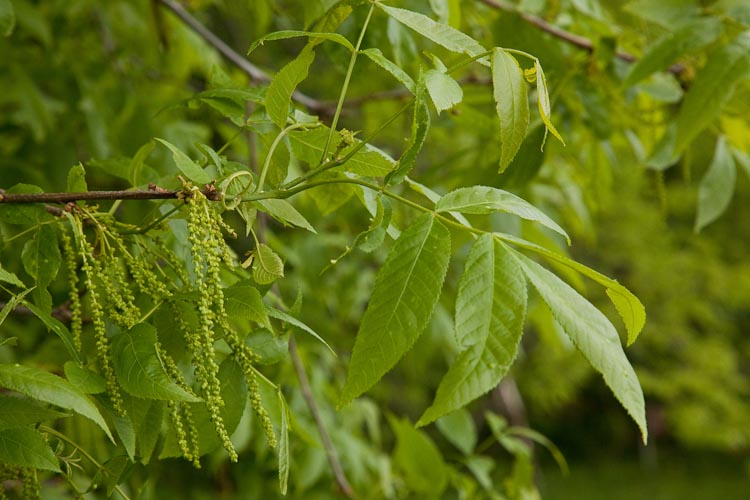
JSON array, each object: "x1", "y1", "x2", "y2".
[
  {"x1": 289, "y1": 126, "x2": 395, "y2": 176},
  {"x1": 405, "y1": 177, "x2": 472, "y2": 228},
  {"x1": 624, "y1": 18, "x2": 722, "y2": 86},
  {"x1": 418, "y1": 236, "x2": 526, "y2": 425},
  {"x1": 0, "y1": 427, "x2": 60, "y2": 472},
  {"x1": 0, "y1": 364, "x2": 112, "y2": 440},
  {"x1": 66, "y1": 163, "x2": 88, "y2": 193},
  {"x1": 0, "y1": 263, "x2": 25, "y2": 288},
  {"x1": 111, "y1": 323, "x2": 200, "y2": 402},
  {"x1": 248, "y1": 30, "x2": 354, "y2": 55},
  {"x1": 64, "y1": 362, "x2": 106, "y2": 394},
  {"x1": 277, "y1": 391, "x2": 290, "y2": 495},
  {"x1": 675, "y1": 33, "x2": 750, "y2": 152},
  {"x1": 0, "y1": 0, "x2": 14, "y2": 37},
  {"x1": 436, "y1": 186, "x2": 570, "y2": 244},
  {"x1": 512, "y1": 252, "x2": 647, "y2": 443},
  {"x1": 252, "y1": 243, "x2": 285, "y2": 285},
  {"x1": 492, "y1": 49, "x2": 530, "y2": 172},
  {"x1": 155, "y1": 138, "x2": 211, "y2": 185},
  {"x1": 266, "y1": 46, "x2": 316, "y2": 129},
  {"x1": 22, "y1": 224, "x2": 60, "y2": 288},
  {"x1": 266, "y1": 306, "x2": 334, "y2": 354},
  {"x1": 695, "y1": 136, "x2": 736, "y2": 232},
  {"x1": 425, "y1": 69, "x2": 463, "y2": 114},
  {"x1": 224, "y1": 284, "x2": 273, "y2": 332},
  {"x1": 361, "y1": 48, "x2": 416, "y2": 93},
  {"x1": 0, "y1": 395, "x2": 69, "y2": 429},
  {"x1": 257, "y1": 198, "x2": 316, "y2": 233},
  {"x1": 535, "y1": 61, "x2": 565, "y2": 146},
  {"x1": 498, "y1": 233, "x2": 646, "y2": 344},
  {"x1": 340, "y1": 214, "x2": 451, "y2": 407},
  {"x1": 21, "y1": 299, "x2": 81, "y2": 362},
  {"x1": 378, "y1": 4, "x2": 488, "y2": 65}
]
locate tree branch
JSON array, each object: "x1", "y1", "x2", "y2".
[
  {"x1": 156, "y1": 0, "x2": 331, "y2": 113},
  {"x1": 288, "y1": 336, "x2": 355, "y2": 498},
  {"x1": 479, "y1": 0, "x2": 685, "y2": 76},
  {"x1": 0, "y1": 186, "x2": 217, "y2": 204}
]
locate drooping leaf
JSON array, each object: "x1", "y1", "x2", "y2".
[
  {"x1": 0, "y1": 395, "x2": 68, "y2": 429},
  {"x1": 111, "y1": 323, "x2": 200, "y2": 402},
  {"x1": 0, "y1": 0, "x2": 14, "y2": 37},
  {"x1": 252, "y1": 243, "x2": 285, "y2": 285},
  {"x1": 266, "y1": 306, "x2": 334, "y2": 354},
  {"x1": 22, "y1": 224, "x2": 60, "y2": 287},
  {"x1": 387, "y1": 77, "x2": 430, "y2": 186},
  {"x1": 512, "y1": 252, "x2": 647, "y2": 443},
  {"x1": 378, "y1": 4, "x2": 488, "y2": 65},
  {"x1": 277, "y1": 390, "x2": 290, "y2": 495},
  {"x1": 0, "y1": 427, "x2": 60, "y2": 472},
  {"x1": 418, "y1": 236, "x2": 526, "y2": 425},
  {"x1": 436, "y1": 186, "x2": 570, "y2": 244},
  {"x1": 155, "y1": 138, "x2": 212, "y2": 185},
  {"x1": 389, "y1": 415, "x2": 448, "y2": 496},
  {"x1": 624, "y1": 18, "x2": 722, "y2": 86},
  {"x1": 535, "y1": 61, "x2": 565, "y2": 146},
  {"x1": 496, "y1": 233, "x2": 647, "y2": 345},
  {"x1": 340, "y1": 214, "x2": 451, "y2": 407},
  {"x1": 675, "y1": 33, "x2": 750, "y2": 152},
  {"x1": 248, "y1": 30, "x2": 354, "y2": 55},
  {"x1": 257, "y1": 198, "x2": 316, "y2": 233},
  {"x1": 266, "y1": 46, "x2": 316, "y2": 129},
  {"x1": 0, "y1": 364, "x2": 112, "y2": 440},
  {"x1": 20, "y1": 299, "x2": 81, "y2": 362},
  {"x1": 695, "y1": 136, "x2": 736, "y2": 232},
  {"x1": 424, "y1": 68, "x2": 463, "y2": 113},
  {"x1": 0, "y1": 287, "x2": 33, "y2": 328},
  {"x1": 360, "y1": 48, "x2": 416, "y2": 92},
  {"x1": 492, "y1": 49, "x2": 530, "y2": 172}
]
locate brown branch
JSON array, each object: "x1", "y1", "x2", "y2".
[
  {"x1": 288, "y1": 336, "x2": 355, "y2": 498},
  {"x1": 479, "y1": 0, "x2": 685, "y2": 76},
  {"x1": 0, "y1": 186, "x2": 219, "y2": 204},
  {"x1": 156, "y1": 0, "x2": 330, "y2": 113}
]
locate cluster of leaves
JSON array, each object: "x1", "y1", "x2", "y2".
[{"x1": 1, "y1": 0, "x2": 749, "y2": 498}]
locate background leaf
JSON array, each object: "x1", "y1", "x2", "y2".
[{"x1": 695, "y1": 136, "x2": 736, "y2": 232}]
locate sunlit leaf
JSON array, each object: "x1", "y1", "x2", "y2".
[
  {"x1": 266, "y1": 46, "x2": 316, "y2": 129},
  {"x1": 155, "y1": 138, "x2": 212, "y2": 185},
  {"x1": 535, "y1": 61, "x2": 565, "y2": 146},
  {"x1": 424, "y1": 69, "x2": 463, "y2": 113},
  {"x1": 257, "y1": 198, "x2": 317, "y2": 233},
  {"x1": 492, "y1": 49, "x2": 530, "y2": 172}
]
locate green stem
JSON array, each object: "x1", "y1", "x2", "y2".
[
  {"x1": 40, "y1": 426, "x2": 133, "y2": 500},
  {"x1": 320, "y1": 3, "x2": 375, "y2": 163}
]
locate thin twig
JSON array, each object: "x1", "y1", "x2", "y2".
[
  {"x1": 156, "y1": 0, "x2": 329, "y2": 112},
  {"x1": 0, "y1": 187, "x2": 215, "y2": 204},
  {"x1": 289, "y1": 335, "x2": 355, "y2": 498},
  {"x1": 479, "y1": 0, "x2": 685, "y2": 76}
]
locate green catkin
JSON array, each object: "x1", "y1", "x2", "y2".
[
  {"x1": 100, "y1": 253, "x2": 140, "y2": 330},
  {"x1": 168, "y1": 401, "x2": 193, "y2": 463},
  {"x1": 80, "y1": 235, "x2": 126, "y2": 417},
  {"x1": 19, "y1": 468, "x2": 40, "y2": 500},
  {"x1": 153, "y1": 236, "x2": 190, "y2": 287},
  {"x1": 60, "y1": 229, "x2": 83, "y2": 353},
  {"x1": 182, "y1": 403, "x2": 202, "y2": 468}
]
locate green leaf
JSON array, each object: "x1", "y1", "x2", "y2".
[
  {"x1": 418, "y1": 236, "x2": 526, "y2": 425},
  {"x1": 424, "y1": 69, "x2": 463, "y2": 114},
  {"x1": 624, "y1": 18, "x2": 722, "y2": 86},
  {"x1": 0, "y1": 287, "x2": 33, "y2": 328},
  {"x1": 257, "y1": 199, "x2": 316, "y2": 233},
  {"x1": 289, "y1": 126, "x2": 396, "y2": 176},
  {"x1": 387, "y1": 78, "x2": 430, "y2": 186},
  {"x1": 378, "y1": 4, "x2": 487, "y2": 65},
  {"x1": 535, "y1": 61, "x2": 565, "y2": 146},
  {"x1": 248, "y1": 30, "x2": 354, "y2": 54},
  {"x1": 435, "y1": 408, "x2": 477, "y2": 456},
  {"x1": 389, "y1": 415, "x2": 448, "y2": 495},
  {"x1": 0, "y1": 395, "x2": 68, "y2": 429},
  {"x1": 492, "y1": 49, "x2": 530, "y2": 172},
  {"x1": 0, "y1": 364, "x2": 113, "y2": 441},
  {"x1": 20, "y1": 299, "x2": 81, "y2": 362},
  {"x1": 0, "y1": 427, "x2": 60, "y2": 472},
  {"x1": 675, "y1": 33, "x2": 750, "y2": 152},
  {"x1": 340, "y1": 214, "x2": 451, "y2": 407},
  {"x1": 360, "y1": 48, "x2": 416, "y2": 92},
  {"x1": 64, "y1": 361, "x2": 106, "y2": 394},
  {"x1": 496, "y1": 233, "x2": 646, "y2": 345},
  {"x1": 224, "y1": 284, "x2": 273, "y2": 332},
  {"x1": 277, "y1": 390, "x2": 290, "y2": 495},
  {"x1": 22, "y1": 224, "x2": 60, "y2": 288},
  {"x1": 695, "y1": 136, "x2": 736, "y2": 232},
  {"x1": 252, "y1": 243, "x2": 285, "y2": 285},
  {"x1": 512, "y1": 252, "x2": 647, "y2": 443},
  {"x1": 0, "y1": 263, "x2": 25, "y2": 288},
  {"x1": 155, "y1": 138, "x2": 211, "y2": 185},
  {"x1": 111, "y1": 323, "x2": 199, "y2": 402},
  {"x1": 266, "y1": 306, "x2": 334, "y2": 354},
  {"x1": 0, "y1": 0, "x2": 14, "y2": 37},
  {"x1": 436, "y1": 186, "x2": 570, "y2": 244},
  {"x1": 0, "y1": 184, "x2": 49, "y2": 225},
  {"x1": 66, "y1": 163, "x2": 88, "y2": 193},
  {"x1": 266, "y1": 46, "x2": 316, "y2": 129},
  {"x1": 129, "y1": 140, "x2": 156, "y2": 187},
  {"x1": 405, "y1": 177, "x2": 472, "y2": 228}
]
